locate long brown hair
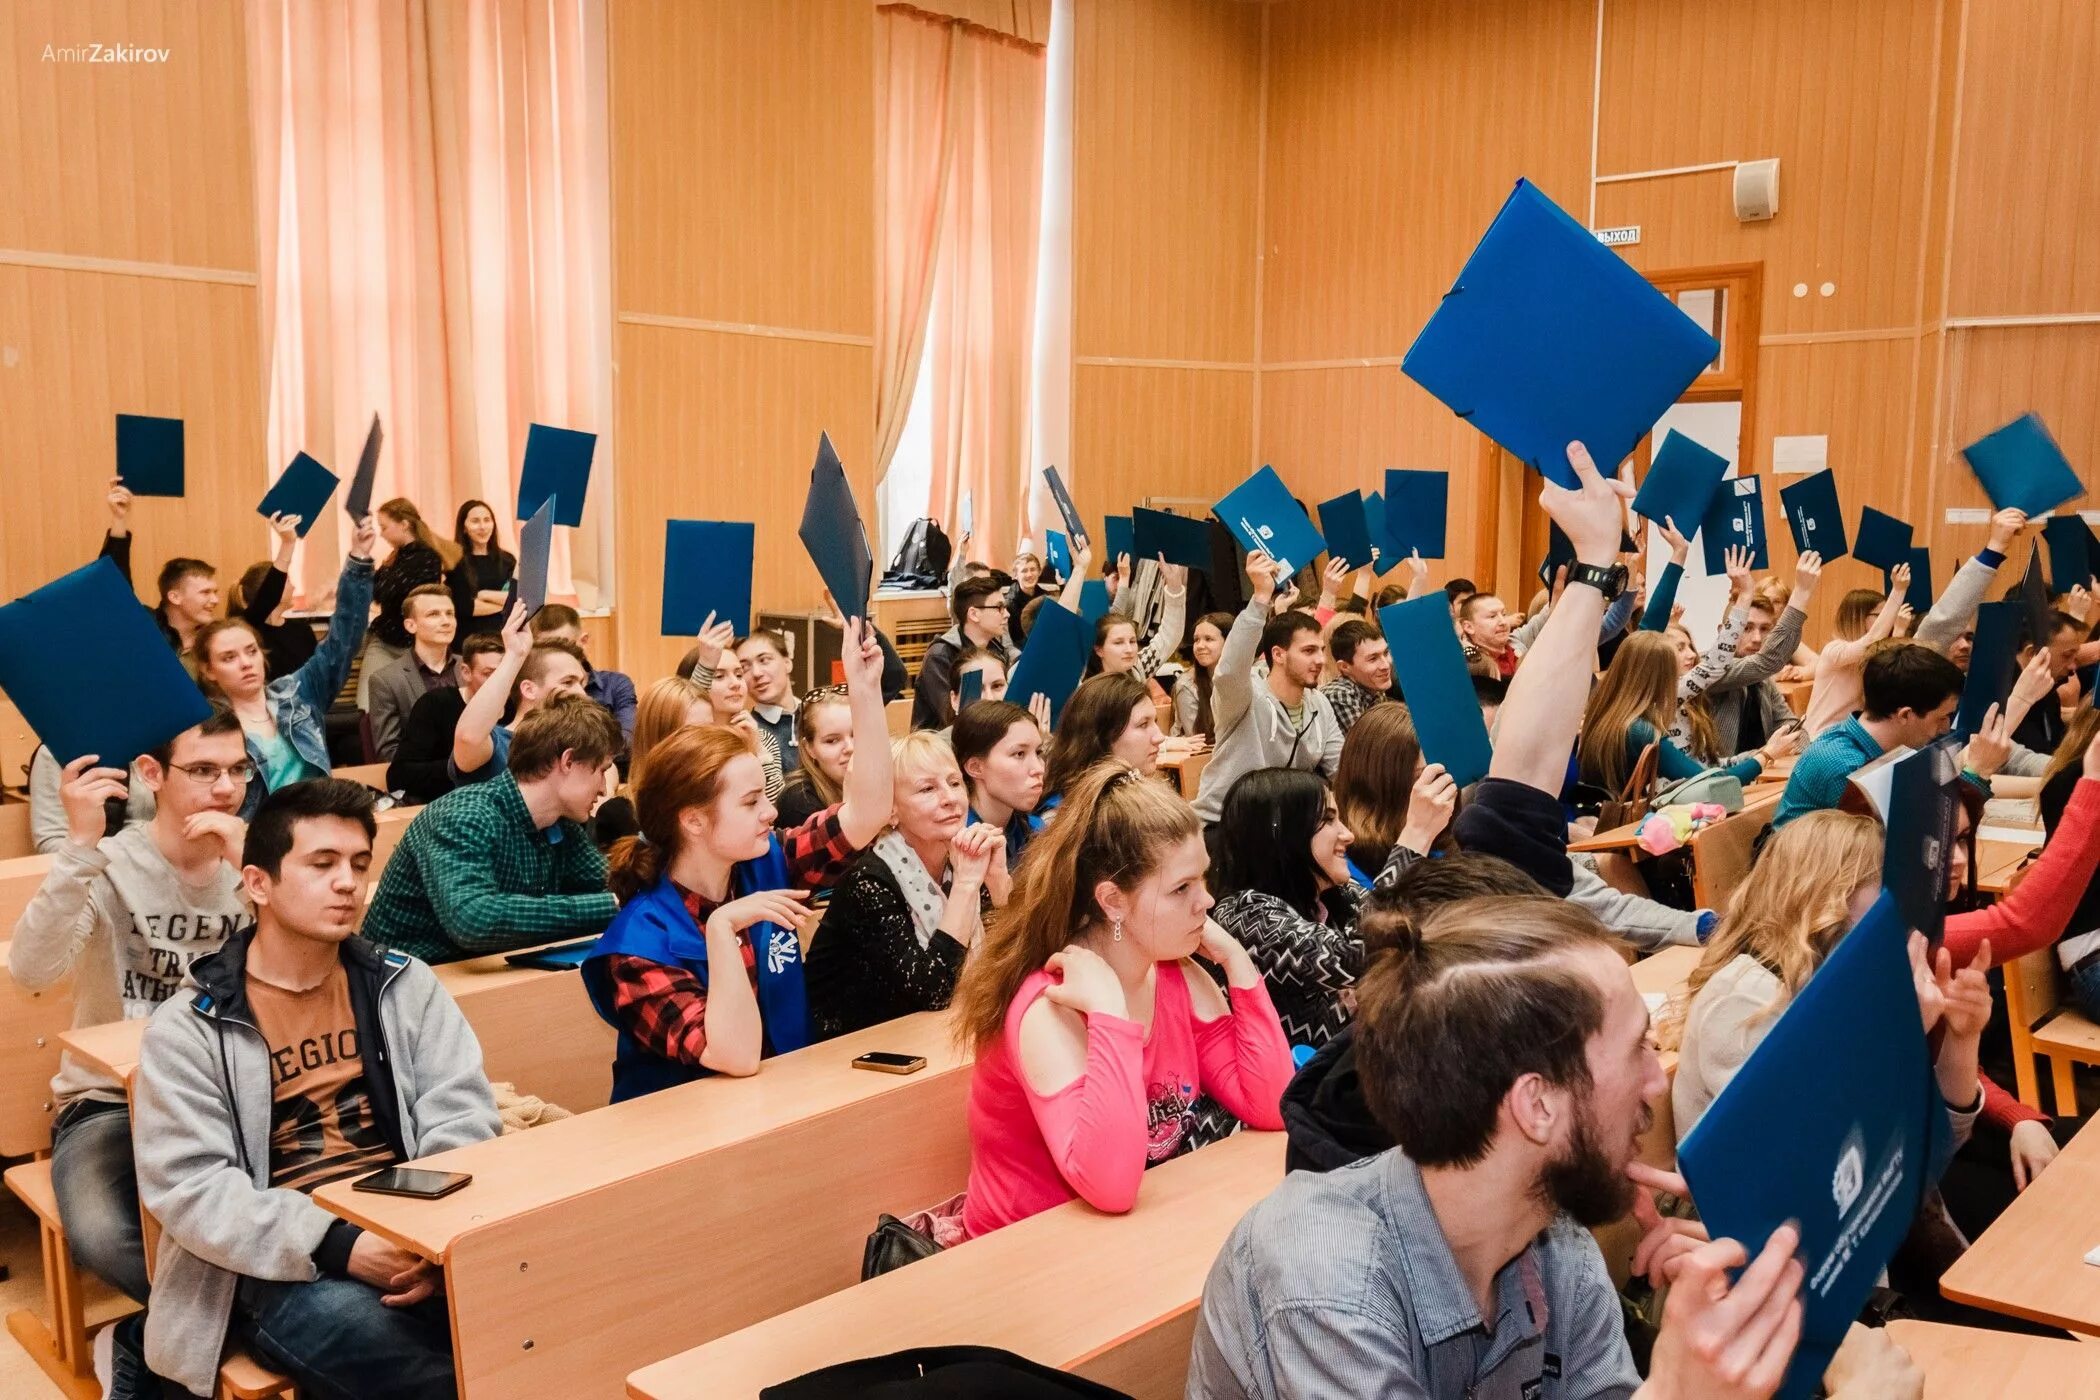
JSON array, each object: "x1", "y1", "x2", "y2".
[
  {"x1": 1042, "y1": 673, "x2": 1152, "y2": 798},
  {"x1": 2042, "y1": 705, "x2": 2100, "y2": 790},
  {"x1": 378, "y1": 497, "x2": 462, "y2": 569},
  {"x1": 1833, "y1": 587, "x2": 1883, "y2": 640},
  {"x1": 1575, "y1": 631, "x2": 1679, "y2": 791},
  {"x1": 949, "y1": 759, "x2": 1199, "y2": 1049},
  {"x1": 1186, "y1": 611, "x2": 1233, "y2": 737},
  {"x1": 630, "y1": 677, "x2": 708, "y2": 786},
  {"x1": 605, "y1": 725, "x2": 758, "y2": 903},
  {"x1": 1334, "y1": 704, "x2": 1431, "y2": 871}
]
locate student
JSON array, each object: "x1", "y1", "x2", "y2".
[
  {"x1": 947, "y1": 643, "x2": 1011, "y2": 717},
  {"x1": 362, "y1": 498, "x2": 454, "y2": 708},
  {"x1": 1209, "y1": 768, "x2": 1365, "y2": 1050},
  {"x1": 581, "y1": 620, "x2": 893, "y2": 1097},
  {"x1": 1799, "y1": 568, "x2": 1909, "y2": 737},
  {"x1": 1574, "y1": 633, "x2": 1786, "y2": 795},
  {"x1": 446, "y1": 497, "x2": 515, "y2": 628},
  {"x1": 1040, "y1": 672, "x2": 1169, "y2": 803},
  {"x1": 1456, "y1": 592, "x2": 1518, "y2": 677},
  {"x1": 450, "y1": 613, "x2": 591, "y2": 785},
  {"x1": 1331, "y1": 705, "x2": 1456, "y2": 876},
  {"x1": 363, "y1": 694, "x2": 623, "y2": 963},
  {"x1": 1171, "y1": 611, "x2": 1233, "y2": 739},
  {"x1": 129, "y1": 780, "x2": 499, "y2": 1400},
  {"x1": 8, "y1": 711, "x2": 251, "y2": 1307},
  {"x1": 913, "y1": 574, "x2": 1023, "y2": 731},
  {"x1": 703, "y1": 641, "x2": 786, "y2": 798},
  {"x1": 2011, "y1": 611, "x2": 2083, "y2": 755},
  {"x1": 386, "y1": 633, "x2": 507, "y2": 803},
  {"x1": 1665, "y1": 552, "x2": 1824, "y2": 764},
  {"x1": 589, "y1": 677, "x2": 711, "y2": 847},
  {"x1": 807, "y1": 732, "x2": 1008, "y2": 1039},
  {"x1": 97, "y1": 477, "x2": 277, "y2": 657},
  {"x1": 27, "y1": 744, "x2": 156, "y2": 854},
  {"x1": 1006, "y1": 549, "x2": 1048, "y2": 648},
  {"x1": 1320, "y1": 618, "x2": 1393, "y2": 734},
  {"x1": 226, "y1": 512, "x2": 315, "y2": 679},
  {"x1": 191, "y1": 518, "x2": 377, "y2": 818},
  {"x1": 1083, "y1": 560, "x2": 1188, "y2": 682},
  {"x1": 736, "y1": 629, "x2": 801, "y2": 772},
  {"x1": 1192, "y1": 555, "x2": 1345, "y2": 827},
  {"x1": 775, "y1": 687, "x2": 853, "y2": 829},
  {"x1": 1914, "y1": 508, "x2": 2029, "y2": 651},
  {"x1": 364, "y1": 584, "x2": 459, "y2": 762},
  {"x1": 530, "y1": 603, "x2": 638, "y2": 744},
  {"x1": 955, "y1": 698, "x2": 1047, "y2": 864},
  {"x1": 949, "y1": 760, "x2": 1293, "y2": 1238}
]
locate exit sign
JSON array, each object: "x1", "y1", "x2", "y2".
[{"x1": 1594, "y1": 225, "x2": 1641, "y2": 247}]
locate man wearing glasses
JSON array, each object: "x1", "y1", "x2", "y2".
[
  {"x1": 911, "y1": 574, "x2": 1020, "y2": 731},
  {"x1": 8, "y1": 706, "x2": 253, "y2": 1308}
]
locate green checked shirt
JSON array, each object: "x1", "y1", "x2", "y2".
[{"x1": 361, "y1": 771, "x2": 618, "y2": 964}]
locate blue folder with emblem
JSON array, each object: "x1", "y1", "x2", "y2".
[
  {"x1": 1701, "y1": 474, "x2": 1769, "y2": 573},
  {"x1": 1215, "y1": 465, "x2": 1326, "y2": 578},
  {"x1": 1779, "y1": 469, "x2": 1849, "y2": 563}
]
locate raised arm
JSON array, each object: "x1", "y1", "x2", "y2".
[
  {"x1": 292, "y1": 518, "x2": 376, "y2": 716},
  {"x1": 833, "y1": 617, "x2": 897, "y2": 848},
  {"x1": 1132, "y1": 562, "x2": 1188, "y2": 680},
  {"x1": 1639, "y1": 518, "x2": 1691, "y2": 632},
  {"x1": 1056, "y1": 540, "x2": 1096, "y2": 615},
  {"x1": 1917, "y1": 509, "x2": 2023, "y2": 651},
  {"x1": 453, "y1": 608, "x2": 529, "y2": 775},
  {"x1": 1211, "y1": 555, "x2": 1276, "y2": 737}
]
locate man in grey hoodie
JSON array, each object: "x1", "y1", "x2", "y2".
[{"x1": 127, "y1": 779, "x2": 499, "y2": 1399}]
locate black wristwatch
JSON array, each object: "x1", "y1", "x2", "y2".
[{"x1": 1564, "y1": 561, "x2": 1628, "y2": 601}]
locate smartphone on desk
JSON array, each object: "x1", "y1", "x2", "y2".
[
  {"x1": 351, "y1": 1167, "x2": 473, "y2": 1200},
  {"x1": 851, "y1": 1051, "x2": 927, "y2": 1075}
]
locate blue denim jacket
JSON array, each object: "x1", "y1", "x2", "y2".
[
  {"x1": 239, "y1": 555, "x2": 373, "y2": 819},
  {"x1": 1187, "y1": 1150, "x2": 1639, "y2": 1400}
]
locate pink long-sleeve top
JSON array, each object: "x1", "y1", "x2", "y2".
[{"x1": 960, "y1": 960, "x2": 1293, "y2": 1239}]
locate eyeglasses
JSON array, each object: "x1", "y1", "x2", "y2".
[{"x1": 169, "y1": 761, "x2": 255, "y2": 786}]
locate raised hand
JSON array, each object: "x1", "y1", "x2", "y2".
[
  {"x1": 1986, "y1": 507, "x2": 2029, "y2": 555},
  {"x1": 1659, "y1": 516, "x2": 1691, "y2": 566},
  {"x1": 1938, "y1": 938, "x2": 1994, "y2": 1040},
  {"x1": 692, "y1": 612, "x2": 738, "y2": 673},
  {"x1": 267, "y1": 511, "x2": 302, "y2": 546},
  {"x1": 1319, "y1": 556, "x2": 1352, "y2": 610},
  {"x1": 499, "y1": 606, "x2": 533, "y2": 662},
  {"x1": 1244, "y1": 550, "x2": 1279, "y2": 605},
  {"x1": 1961, "y1": 703, "x2": 2011, "y2": 779},
  {"x1": 1541, "y1": 442, "x2": 1636, "y2": 564},
  {"x1": 1724, "y1": 544, "x2": 1755, "y2": 600},
  {"x1": 1028, "y1": 691, "x2": 1052, "y2": 733},
  {"x1": 1160, "y1": 557, "x2": 1188, "y2": 591},
  {"x1": 1791, "y1": 550, "x2": 1823, "y2": 602},
  {"x1": 1885, "y1": 561, "x2": 1911, "y2": 599},
  {"x1": 840, "y1": 615, "x2": 884, "y2": 691},
  {"x1": 59, "y1": 755, "x2": 130, "y2": 848},
  {"x1": 106, "y1": 476, "x2": 134, "y2": 535},
  {"x1": 349, "y1": 514, "x2": 378, "y2": 560},
  {"x1": 1400, "y1": 763, "x2": 1458, "y2": 851}
]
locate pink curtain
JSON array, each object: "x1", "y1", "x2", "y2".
[
  {"x1": 872, "y1": 14, "x2": 955, "y2": 483},
  {"x1": 249, "y1": 0, "x2": 613, "y2": 606}
]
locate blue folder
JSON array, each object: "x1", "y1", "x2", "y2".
[
  {"x1": 1957, "y1": 600, "x2": 2023, "y2": 737},
  {"x1": 1214, "y1": 465, "x2": 1326, "y2": 577},
  {"x1": 1044, "y1": 530, "x2": 1072, "y2": 581},
  {"x1": 1539, "y1": 522, "x2": 1577, "y2": 587},
  {"x1": 1131, "y1": 507, "x2": 1212, "y2": 571},
  {"x1": 1701, "y1": 475, "x2": 1768, "y2": 573},
  {"x1": 1891, "y1": 546, "x2": 1932, "y2": 615},
  {"x1": 1103, "y1": 514, "x2": 1134, "y2": 565},
  {"x1": 1377, "y1": 594, "x2": 1493, "y2": 786},
  {"x1": 2043, "y1": 513, "x2": 2098, "y2": 593},
  {"x1": 1383, "y1": 470, "x2": 1450, "y2": 560},
  {"x1": 958, "y1": 667, "x2": 986, "y2": 708},
  {"x1": 1631, "y1": 431, "x2": 1729, "y2": 533},
  {"x1": 1361, "y1": 492, "x2": 1403, "y2": 575},
  {"x1": 1779, "y1": 470, "x2": 1849, "y2": 562},
  {"x1": 1006, "y1": 600, "x2": 1089, "y2": 725},
  {"x1": 2017, "y1": 550, "x2": 2054, "y2": 650},
  {"x1": 115, "y1": 414, "x2": 184, "y2": 497},
  {"x1": 0, "y1": 558, "x2": 212, "y2": 766},
  {"x1": 1962, "y1": 413, "x2": 2083, "y2": 517},
  {"x1": 661, "y1": 521, "x2": 755, "y2": 636},
  {"x1": 1078, "y1": 580, "x2": 1112, "y2": 625},
  {"x1": 1316, "y1": 492, "x2": 1376, "y2": 572},
  {"x1": 256, "y1": 453, "x2": 339, "y2": 537},
  {"x1": 1881, "y1": 737, "x2": 1964, "y2": 948},
  {"x1": 1854, "y1": 507, "x2": 1914, "y2": 574},
  {"x1": 343, "y1": 414, "x2": 382, "y2": 520},
  {"x1": 798, "y1": 432, "x2": 874, "y2": 621},
  {"x1": 1401, "y1": 179, "x2": 1719, "y2": 488},
  {"x1": 1043, "y1": 467, "x2": 1089, "y2": 548},
  {"x1": 1679, "y1": 891, "x2": 1949, "y2": 1400},
  {"x1": 515, "y1": 500, "x2": 554, "y2": 620},
  {"x1": 517, "y1": 423, "x2": 598, "y2": 527},
  {"x1": 503, "y1": 939, "x2": 596, "y2": 972}
]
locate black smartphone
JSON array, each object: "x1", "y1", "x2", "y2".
[
  {"x1": 351, "y1": 1167, "x2": 473, "y2": 1200},
  {"x1": 851, "y1": 1051, "x2": 927, "y2": 1075}
]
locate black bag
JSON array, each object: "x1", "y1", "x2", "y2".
[
  {"x1": 880, "y1": 518, "x2": 953, "y2": 591},
  {"x1": 861, "y1": 1213, "x2": 943, "y2": 1280},
  {"x1": 762, "y1": 1346, "x2": 1133, "y2": 1399}
]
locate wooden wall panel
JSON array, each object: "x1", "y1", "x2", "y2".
[{"x1": 1070, "y1": 364, "x2": 1251, "y2": 510}]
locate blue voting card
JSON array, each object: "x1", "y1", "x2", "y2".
[
  {"x1": 1078, "y1": 579, "x2": 1112, "y2": 625},
  {"x1": 115, "y1": 414, "x2": 184, "y2": 497},
  {"x1": 0, "y1": 558, "x2": 212, "y2": 767},
  {"x1": 1883, "y1": 737, "x2": 1964, "y2": 947},
  {"x1": 1401, "y1": 179, "x2": 1720, "y2": 489},
  {"x1": 1679, "y1": 890, "x2": 1947, "y2": 1400},
  {"x1": 343, "y1": 414, "x2": 382, "y2": 520},
  {"x1": 1361, "y1": 492, "x2": 1404, "y2": 575},
  {"x1": 2043, "y1": 513, "x2": 2099, "y2": 593},
  {"x1": 1377, "y1": 594, "x2": 1494, "y2": 786},
  {"x1": 1103, "y1": 514, "x2": 1133, "y2": 566},
  {"x1": 1630, "y1": 431, "x2": 1730, "y2": 533},
  {"x1": 1539, "y1": 522, "x2": 1577, "y2": 586},
  {"x1": 2017, "y1": 550, "x2": 2054, "y2": 650},
  {"x1": 661, "y1": 521, "x2": 755, "y2": 637},
  {"x1": 1891, "y1": 545, "x2": 1932, "y2": 615},
  {"x1": 1854, "y1": 507, "x2": 1914, "y2": 573},
  {"x1": 1317, "y1": 492, "x2": 1376, "y2": 572},
  {"x1": 799, "y1": 432, "x2": 874, "y2": 621},
  {"x1": 1006, "y1": 599, "x2": 1089, "y2": 725},
  {"x1": 1701, "y1": 474, "x2": 1769, "y2": 573},
  {"x1": 515, "y1": 499, "x2": 554, "y2": 620},
  {"x1": 1957, "y1": 599, "x2": 2023, "y2": 737},
  {"x1": 516, "y1": 423, "x2": 598, "y2": 528},
  {"x1": 958, "y1": 666, "x2": 987, "y2": 708},
  {"x1": 255, "y1": 453, "x2": 339, "y2": 538},
  {"x1": 1045, "y1": 530, "x2": 1072, "y2": 580},
  {"x1": 1383, "y1": 469, "x2": 1451, "y2": 560},
  {"x1": 1214, "y1": 465, "x2": 1326, "y2": 577},
  {"x1": 1779, "y1": 470, "x2": 1849, "y2": 563},
  {"x1": 1132, "y1": 507, "x2": 1212, "y2": 571},
  {"x1": 1043, "y1": 466, "x2": 1089, "y2": 549},
  {"x1": 1962, "y1": 413, "x2": 2083, "y2": 518}
]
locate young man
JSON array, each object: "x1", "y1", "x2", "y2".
[
  {"x1": 1321, "y1": 618, "x2": 1394, "y2": 733},
  {"x1": 1913, "y1": 507, "x2": 2028, "y2": 652},
  {"x1": 129, "y1": 780, "x2": 499, "y2": 1399},
  {"x1": 912, "y1": 574, "x2": 1018, "y2": 730},
  {"x1": 737, "y1": 629, "x2": 801, "y2": 773},
  {"x1": 387, "y1": 633, "x2": 506, "y2": 804},
  {"x1": 8, "y1": 709, "x2": 251, "y2": 1304},
  {"x1": 451, "y1": 612, "x2": 591, "y2": 784},
  {"x1": 530, "y1": 603, "x2": 637, "y2": 744},
  {"x1": 1457, "y1": 592, "x2": 1518, "y2": 678},
  {"x1": 2011, "y1": 611, "x2": 2084, "y2": 755},
  {"x1": 1193, "y1": 556, "x2": 1344, "y2": 826},
  {"x1": 363, "y1": 693, "x2": 622, "y2": 963},
  {"x1": 364, "y1": 585, "x2": 460, "y2": 762},
  {"x1": 1698, "y1": 553, "x2": 1822, "y2": 759}
]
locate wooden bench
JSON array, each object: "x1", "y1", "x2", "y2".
[
  {"x1": 2002, "y1": 938, "x2": 2100, "y2": 1117},
  {"x1": 312, "y1": 1012, "x2": 975, "y2": 1398},
  {"x1": 3, "y1": 1156, "x2": 99, "y2": 1400},
  {"x1": 626, "y1": 1130, "x2": 1287, "y2": 1400},
  {"x1": 1940, "y1": 1114, "x2": 2100, "y2": 1334},
  {"x1": 1884, "y1": 1319, "x2": 2100, "y2": 1397}
]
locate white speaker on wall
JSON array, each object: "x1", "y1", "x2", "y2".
[{"x1": 1734, "y1": 158, "x2": 1780, "y2": 222}]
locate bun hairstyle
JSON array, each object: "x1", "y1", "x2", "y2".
[
  {"x1": 605, "y1": 724, "x2": 762, "y2": 903},
  {"x1": 1355, "y1": 852, "x2": 1545, "y2": 959}
]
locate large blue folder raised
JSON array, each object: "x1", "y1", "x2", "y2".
[
  {"x1": 1361, "y1": 492, "x2": 1403, "y2": 574},
  {"x1": 0, "y1": 558, "x2": 212, "y2": 766},
  {"x1": 1679, "y1": 892, "x2": 1952, "y2": 1400},
  {"x1": 661, "y1": 521, "x2": 755, "y2": 636},
  {"x1": 1103, "y1": 514, "x2": 1133, "y2": 566},
  {"x1": 1779, "y1": 469, "x2": 1849, "y2": 563},
  {"x1": 116, "y1": 414, "x2": 185, "y2": 498},
  {"x1": 1630, "y1": 431, "x2": 1729, "y2": 532},
  {"x1": 1853, "y1": 507, "x2": 1913, "y2": 574},
  {"x1": 514, "y1": 500, "x2": 554, "y2": 620},
  {"x1": 1131, "y1": 507, "x2": 1212, "y2": 571},
  {"x1": 1957, "y1": 600, "x2": 2023, "y2": 737},
  {"x1": 517, "y1": 423, "x2": 598, "y2": 528},
  {"x1": 799, "y1": 432, "x2": 874, "y2": 621},
  {"x1": 256, "y1": 453, "x2": 339, "y2": 537},
  {"x1": 1383, "y1": 469, "x2": 1450, "y2": 559},
  {"x1": 1377, "y1": 594, "x2": 1493, "y2": 787},
  {"x1": 1215, "y1": 466, "x2": 1325, "y2": 578},
  {"x1": 1962, "y1": 412, "x2": 2083, "y2": 517},
  {"x1": 1006, "y1": 600, "x2": 1089, "y2": 725},
  {"x1": 1892, "y1": 546, "x2": 1932, "y2": 615},
  {"x1": 1701, "y1": 475, "x2": 1768, "y2": 573},
  {"x1": 2043, "y1": 512, "x2": 2099, "y2": 593},
  {"x1": 1402, "y1": 179, "x2": 1719, "y2": 488},
  {"x1": 1316, "y1": 492, "x2": 1376, "y2": 572}
]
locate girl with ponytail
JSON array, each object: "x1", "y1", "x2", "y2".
[
  {"x1": 581, "y1": 620, "x2": 894, "y2": 1101},
  {"x1": 950, "y1": 758, "x2": 1294, "y2": 1237}
]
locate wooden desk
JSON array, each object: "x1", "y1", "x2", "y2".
[
  {"x1": 628, "y1": 1131, "x2": 1287, "y2": 1400},
  {"x1": 1978, "y1": 834, "x2": 2042, "y2": 897},
  {"x1": 1630, "y1": 945, "x2": 1702, "y2": 1003},
  {"x1": 1940, "y1": 1116, "x2": 2100, "y2": 1334},
  {"x1": 315, "y1": 1013, "x2": 976, "y2": 1398},
  {"x1": 58, "y1": 1019, "x2": 142, "y2": 1086},
  {"x1": 1886, "y1": 1319, "x2": 2100, "y2": 1397},
  {"x1": 0, "y1": 939, "x2": 73, "y2": 1156}
]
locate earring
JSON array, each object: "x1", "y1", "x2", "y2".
[{"x1": 1112, "y1": 917, "x2": 1124, "y2": 943}]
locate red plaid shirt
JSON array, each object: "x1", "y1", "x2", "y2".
[{"x1": 605, "y1": 805, "x2": 858, "y2": 1065}]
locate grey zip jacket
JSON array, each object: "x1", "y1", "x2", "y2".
[{"x1": 133, "y1": 927, "x2": 499, "y2": 1396}]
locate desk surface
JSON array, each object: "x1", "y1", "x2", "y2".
[
  {"x1": 315, "y1": 1011, "x2": 968, "y2": 1259},
  {"x1": 1977, "y1": 834, "x2": 2042, "y2": 896},
  {"x1": 626, "y1": 1129, "x2": 1287, "y2": 1400},
  {"x1": 1630, "y1": 945, "x2": 1703, "y2": 1001},
  {"x1": 1886, "y1": 1320, "x2": 2100, "y2": 1397},
  {"x1": 1940, "y1": 1116, "x2": 2100, "y2": 1335}
]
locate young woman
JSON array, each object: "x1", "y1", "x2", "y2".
[
  {"x1": 227, "y1": 512, "x2": 315, "y2": 679},
  {"x1": 583, "y1": 620, "x2": 893, "y2": 1099},
  {"x1": 702, "y1": 644, "x2": 785, "y2": 800},
  {"x1": 363, "y1": 498, "x2": 456, "y2": 706},
  {"x1": 1084, "y1": 562, "x2": 1189, "y2": 684},
  {"x1": 954, "y1": 699, "x2": 1046, "y2": 865},
  {"x1": 949, "y1": 644, "x2": 1010, "y2": 714},
  {"x1": 1171, "y1": 612, "x2": 1234, "y2": 739},
  {"x1": 191, "y1": 518, "x2": 376, "y2": 817},
  {"x1": 949, "y1": 759, "x2": 1294, "y2": 1237},
  {"x1": 1040, "y1": 674, "x2": 1168, "y2": 805},
  {"x1": 1575, "y1": 632, "x2": 1791, "y2": 795},
  {"x1": 774, "y1": 688, "x2": 853, "y2": 830},
  {"x1": 592, "y1": 677, "x2": 711, "y2": 846},
  {"x1": 806, "y1": 733, "x2": 1010, "y2": 1039},
  {"x1": 1209, "y1": 769, "x2": 1365, "y2": 1049},
  {"x1": 448, "y1": 498, "x2": 516, "y2": 630},
  {"x1": 1332, "y1": 704, "x2": 1457, "y2": 879},
  {"x1": 1799, "y1": 568, "x2": 1909, "y2": 737}
]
